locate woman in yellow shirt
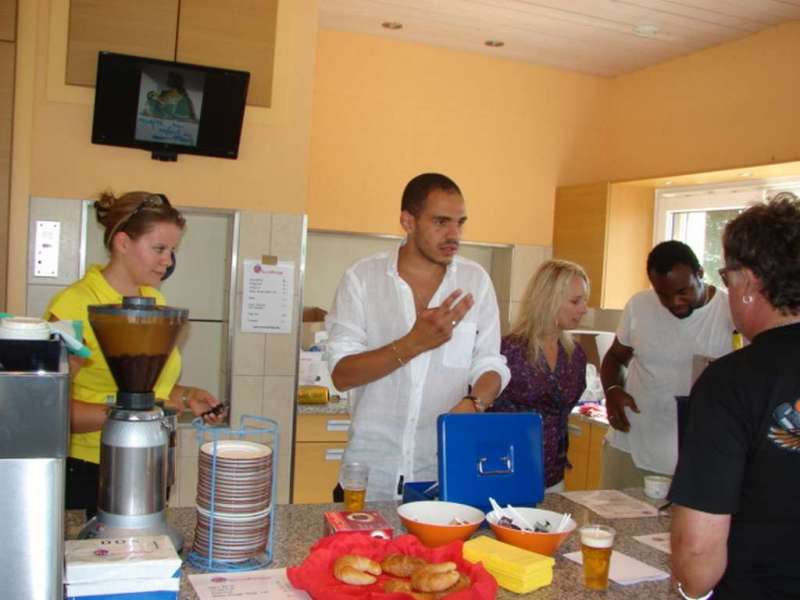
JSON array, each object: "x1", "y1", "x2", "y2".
[{"x1": 45, "y1": 190, "x2": 222, "y2": 515}]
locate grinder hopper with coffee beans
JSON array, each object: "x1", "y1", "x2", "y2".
[{"x1": 78, "y1": 296, "x2": 188, "y2": 551}]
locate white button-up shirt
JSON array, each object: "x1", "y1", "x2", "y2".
[{"x1": 325, "y1": 245, "x2": 510, "y2": 500}]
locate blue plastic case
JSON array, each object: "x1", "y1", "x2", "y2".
[{"x1": 436, "y1": 413, "x2": 544, "y2": 512}]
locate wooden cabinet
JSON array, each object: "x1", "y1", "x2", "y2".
[
  {"x1": 0, "y1": 0, "x2": 16, "y2": 42},
  {"x1": 176, "y1": 0, "x2": 278, "y2": 107},
  {"x1": 66, "y1": 0, "x2": 277, "y2": 106},
  {"x1": 292, "y1": 413, "x2": 351, "y2": 504},
  {"x1": 564, "y1": 415, "x2": 607, "y2": 491},
  {"x1": 553, "y1": 182, "x2": 654, "y2": 309},
  {"x1": 66, "y1": 0, "x2": 179, "y2": 86}
]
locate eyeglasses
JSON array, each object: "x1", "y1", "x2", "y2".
[
  {"x1": 717, "y1": 266, "x2": 740, "y2": 288},
  {"x1": 105, "y1": 194, "x2": 171, "y2": 246}
]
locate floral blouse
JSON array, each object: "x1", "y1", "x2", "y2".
[{"x1": 488, "y1": 335, "x2": 587, "y2": 487}]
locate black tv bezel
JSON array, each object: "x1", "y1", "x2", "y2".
[{"x1": 91, "y1": 51, "x2": 250, "y2": 161}]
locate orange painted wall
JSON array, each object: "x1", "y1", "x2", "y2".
[
  {"x1": 307, "y1": 29, "x2": 613, "y2": 246},
  {"x1": 608, "y1": 20, "x2": 800, "y2": 182},
  {"x1": 7, "y1": 0, "x2": 318, "y2": 313}
]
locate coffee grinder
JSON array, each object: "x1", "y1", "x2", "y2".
[{"x1": 79, "y1": 296, "x2": 188, "y2": 551}]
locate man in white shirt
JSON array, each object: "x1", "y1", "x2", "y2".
[
  {"x1": 600, "y1": 241, "x2": 735, "y2": 489},
  {"x1": 326, "y1": 173, "x2": 511, "y2": 500}
]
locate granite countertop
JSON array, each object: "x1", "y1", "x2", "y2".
[
  {"x1": 296, "y1": 397, "x2": 351, "y2": 415},
  {"x1": 67, "y1": 489, "x2": 677, "y2": 599}
]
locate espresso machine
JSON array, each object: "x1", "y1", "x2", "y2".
[
  {"x1": 79, "y1": 296, "x2": 187, "y2": 551},
  {"x1": 0, "y1": 323, "x2": 70, "y2": 600}
]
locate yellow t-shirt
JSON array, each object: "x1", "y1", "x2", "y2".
[{"x1": 44, "y1": 264, "x2": 182, "y2": 464}]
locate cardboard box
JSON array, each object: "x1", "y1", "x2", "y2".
[
  {"x1": 301, "y1": 307, "x2": 327, "y2": 350},
  {"x1": 323, "y1": 510, "x2": 394, "y2": 540},
  {"x1": 64, "y1": 535, "x2": 181, "y2": 584}
]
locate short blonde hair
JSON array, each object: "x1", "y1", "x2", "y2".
[{"x1": 509, "y1": 259, "x2": 590, "y2": 363}]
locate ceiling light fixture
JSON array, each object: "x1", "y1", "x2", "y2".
[
  {"x1": 633, "y1": 24, "x2": 660, "y2": 37},
  {"x1": 739, "y1": 172, "x2": 752, "y2": 177},
  {"x1": 485, "y1": 40, "x2": 505, "y2": 48},
  {"x1": 381, "y1": 21, "x2": 403, "y2": 30},
  {"x1": 664, "y1": 180, "x2": 673, "y2": 186}
]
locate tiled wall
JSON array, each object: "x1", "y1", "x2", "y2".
[
  {"x1": 173, "y1": 210, "x2": 305, "y2": 507},
  {"x1": 491, "y1": 243, "x2": 553, "y2": 334}
]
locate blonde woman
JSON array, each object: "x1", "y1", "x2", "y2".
[{"x1": 488, "y1": 259, "x2": 589, "y2": 491}]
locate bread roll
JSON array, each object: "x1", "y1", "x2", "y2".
[
  {"x1": 411, "y1": 562, "x2": 460, "y2": 593},
  {"x1": 381, "y1": 553, "x2": 428, "y2": 577},
  {"x1": 383, "y1": 578, "x2": 435, "y2": 600},
  {"x1": 333, "y1": 554, "x2": 382, "y2": 585}
]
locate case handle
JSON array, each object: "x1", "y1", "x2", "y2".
[{"x1": 477, "y1": 455, "x2": 513, "y2": 476}]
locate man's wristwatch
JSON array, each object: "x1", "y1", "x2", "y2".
[
  {"x1": 677, "y1": 582, "x2": 713, "y2": 600},
  {"x1": 464, "y1": 395, "x2": 487, "y2": 412}
]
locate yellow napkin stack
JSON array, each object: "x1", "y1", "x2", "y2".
[{"x1": 463, "y1": 536, "x2": 555, "y2": 593}]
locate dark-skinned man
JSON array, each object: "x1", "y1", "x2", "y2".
[
  {"x1": 325, "y1": 173, "x2": 510, "y2": 500},
  {"x1": 600, "y1": 241, "x2": 735, "y2": 489}
]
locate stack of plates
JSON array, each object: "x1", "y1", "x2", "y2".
[{"x1": 193, "y1": 440, "x2": 273, "y2": 562}]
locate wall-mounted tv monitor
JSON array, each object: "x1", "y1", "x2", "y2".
[{"x1": 91, "y1": 52, "x2": 250, "y2": 161}]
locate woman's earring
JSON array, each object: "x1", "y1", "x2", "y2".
[{"x1": 742, "y1": 295, "x2": 753, "y2": 304}]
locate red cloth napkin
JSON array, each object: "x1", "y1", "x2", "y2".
[{"x1": 286, "y1": 533, "x2": 497, "y2": 599}]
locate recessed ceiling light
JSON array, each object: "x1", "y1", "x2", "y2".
[
  {"x1": 739, "y1": 172, "x2": 752, "y2": 177},
  {"x1": 664, "y1": 180, "x2": 673, "y2": 185},
  {"x1": 381, "y1": 21, "x2": 403, "y2": 30},
  {"x1": 633, "y1": 24, "x2": 660, "y2": 37},
  {"x1": 485, "y1": 40, "x2": 505, "y2": 48}
]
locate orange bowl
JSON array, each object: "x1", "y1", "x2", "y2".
[
  {"x1": 397, "y1": 501, "x2": 485, "y2": 547},
  {"x1": 487, "y1": 507, "x2": 576, "y2": 556}
]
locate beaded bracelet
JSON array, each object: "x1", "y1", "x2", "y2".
[{"x1": 390, "y1": 341, "x2": 406, "y2": 367}]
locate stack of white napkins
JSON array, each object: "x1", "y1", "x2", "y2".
[
  {"x1": 564, "y1": 549, "x2": 669, "y2": 585},
  {"x1": 64, "y1": 535, "x2": 181, "y2": 600}
]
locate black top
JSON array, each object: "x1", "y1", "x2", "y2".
[{"x1": 669, "y1": 322, "x2": 800, "y2": 599}]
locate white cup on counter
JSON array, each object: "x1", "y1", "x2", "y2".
[
  {"x1": 0, "y1": 317, "x2": 51, "y2": 340},
  {"x1": 643, "y1": 475, "x2": 672, "y2": 500}
]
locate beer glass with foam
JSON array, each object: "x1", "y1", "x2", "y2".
[
  {"x1": 340, "y1": 462, "x2": 368, "y2": 511},
  {"x1": 579, "y1": 524, "x2": 615, "y2": 590}
]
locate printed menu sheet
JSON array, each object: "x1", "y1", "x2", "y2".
[
  {"x1": 557, "y1": 490, "x2": 659, "y2": 519},
  {"x1": 188, "y1": 568, "x2": 309, "y2": 599},
  {"x1": 634, "y1": 532, "x2": 672, "y2": 554},
  {"x1": 241, "y1": 260, "x2": 295, "y2": 334},
  {"x1": 564, "y1": 550, "x2": 669, "y2": 585}
]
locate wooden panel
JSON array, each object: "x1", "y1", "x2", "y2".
[
  {"x1": 295, "y1": 413, "x2": 350, "y2": 443},
  {"x1": 0, "y1": 42, "x2": 13, "y2": 311},
  {"x1": 292, "y1": 442, "x2": 346, "y2": 503},
  {"x1": 176, "y1": 0, "x2": 278, "y2": 107},
  {"x1": 603, "y1": 184, "x2": 654, "y2": 309},
  {"x1": 66, "y1": 0, "x2": 179, "y2": 86},
  {"x1": 586, "y1": 421, "x2": 608, "y2": 490},
  {"x1": 564, "y1": 416, "x2": 590, "y2": 491},
  {"x1": 0, "y1": 0, "x2": 16, "y2": 42},
  {"x1": 552, "y1": 183, "x2": 609, "y2": 307}
]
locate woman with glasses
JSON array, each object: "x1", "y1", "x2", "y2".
[
  {"x1": 487, "y1": 259, "x2": 590, "y2": 492},
  {"x1": 669, "y1": 192, "x2": 800, "y2": 600},
  {"x1": 44, "y1": 190, "x2": 223, "y2": 516}
]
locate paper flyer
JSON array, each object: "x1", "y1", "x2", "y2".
[{"x1": 188, "y1": 568, "x2": 310, "y2": 599}]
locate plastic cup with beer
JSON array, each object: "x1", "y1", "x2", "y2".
[
  {"x1": 340, "y1": 462, "x2": 368, "y2": 511},
  {"x1": 578, "y1": 524, "x2": 615, "y2": 590}
]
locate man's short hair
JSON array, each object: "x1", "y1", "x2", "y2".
[
  {"x1": 401, "y1": 173, "x2": 461, "y2": 217},
  {"x1": 646, "y1": 240, "x2": 701, "y2": 276}
]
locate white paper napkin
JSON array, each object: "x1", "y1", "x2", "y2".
[{"x1": 564, "y1": 550, "x2": 670, "y2": 585}]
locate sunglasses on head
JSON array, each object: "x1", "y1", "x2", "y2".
[{"x1": 105, "y1": 193, "x2": 172, "y2": 246}]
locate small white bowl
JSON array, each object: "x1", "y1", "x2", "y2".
[{"x1": 643, "y1": 475, "x2": 672, "y2": 500}]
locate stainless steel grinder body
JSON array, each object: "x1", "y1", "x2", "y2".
[
  {"x1": 0, "y1": 344, "x2": 69, "y2": 600},
  {"x1": 99, "y1": 408, "x2": 168, "y2": 517}
]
